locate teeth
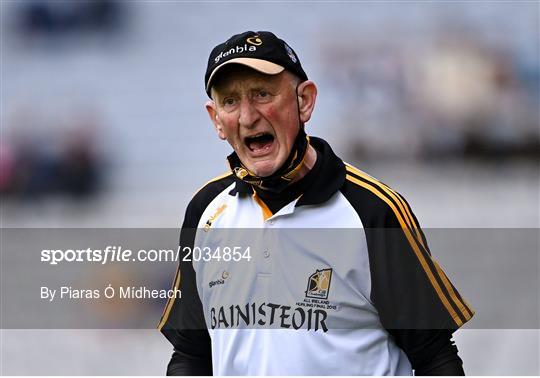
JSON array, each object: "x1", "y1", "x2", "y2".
[
  {"x1": 245, "y1": 132, "x2": 273, "y2": 152},
  {"x1": 247, "y1": 133, "x2": 266, "y2": 139}
]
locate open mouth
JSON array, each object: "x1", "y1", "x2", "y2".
[{"x1": 244, "y1": 132, "x2": 275, "y2": 153}]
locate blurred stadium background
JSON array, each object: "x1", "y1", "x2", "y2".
[{"x1": 1, "y1": 0, "x2": 538, "y2": 375}]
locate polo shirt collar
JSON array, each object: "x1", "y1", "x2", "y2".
[{"x1": 295, "y1": 137, "x2": 345, "y2": 207}]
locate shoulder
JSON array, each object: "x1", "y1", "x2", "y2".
[
  {"x1": 340, "y1": 163, "x2": 418, "y2": 230},
  {"x1": 182, "y1": 172, "x2": 235, "y2": 228},
  {"x1": 192, "y1": 172, "x2": 235, "y2": 204}
]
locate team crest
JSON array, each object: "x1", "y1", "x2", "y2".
[{"x1": 305, "y1": 268, "x2": 332, "y2": 299}]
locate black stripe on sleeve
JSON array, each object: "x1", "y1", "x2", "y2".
[{"x1": 341, "y1": 177, "x2": 473, "y2": 329}]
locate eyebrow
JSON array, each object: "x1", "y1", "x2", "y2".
[
  {"x1": 214, "y1": 81, "x2": 279, "y2": 99},
  {"x1": 215, "y1": 72, "x2": 284, "y2": 92}
]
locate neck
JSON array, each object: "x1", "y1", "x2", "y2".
[{"x1": 289, "y1": 145, "x2": 317, "y2": 184}]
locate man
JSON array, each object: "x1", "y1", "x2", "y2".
[{"x1": 158, "y1": 31, "x2": 473, "y2": 376}]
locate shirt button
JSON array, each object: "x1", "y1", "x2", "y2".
[
  {"x1": 268, "y1": 220, "x2": 275, "y2": 225},
  {"x1": 263, "y1": 250, "x2": 270, "y2": 258}
]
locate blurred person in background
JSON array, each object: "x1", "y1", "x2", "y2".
[
  {"x1": 16, "y1": 0, "x2": 123, "y2": 37},
  {"x1": 158, "y1": 31, "x2": 473, "y2": 376},
  {"x1": 2, "y1": 108, "x2": 104, "y2": 200}
]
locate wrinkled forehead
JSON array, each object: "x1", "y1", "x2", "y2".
[{"x1": 211, "y1": 64, "x2": 289, "y2": 97}]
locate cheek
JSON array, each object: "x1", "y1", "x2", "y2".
[
  {"x1": 218, "y1": 117, "x2": 237, "y2": 137},
  {"x1": 221, "y1": 126, "x2": 243, "y2": 149},
  {"x1": 264, "y1": 104, "x2": 278, "y2": 119},
  {"x1": 268, "y1": 104, "x2": 295, "y2": 122},
  {"x1": 265, "y1": 104, "x2": 296, "y2": 136},
  {"x1": 278, "y1": 111, "x2": 299, "y2": 148}
]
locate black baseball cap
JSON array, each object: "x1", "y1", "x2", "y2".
[{"x1": 205, "y1": 31, "x2": 308, "y2": 97}]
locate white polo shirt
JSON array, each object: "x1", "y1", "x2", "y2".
[{"x1": 159, "y1": 137, "x2": 473, "y2": 376}]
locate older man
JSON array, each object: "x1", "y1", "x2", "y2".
[{"x1": 158, "y1": 31, "x2": 473, "y2": 376}]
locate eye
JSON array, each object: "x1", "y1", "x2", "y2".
[
  {"x1": 254, "y1": 90, "x2": 271, "y2": 102},
  {"x1": 223, "y1": 97, "x2": 236, "y2": 106},
  {"x1": 221, "y1": 97, "x2": 238, "y2": 112}
]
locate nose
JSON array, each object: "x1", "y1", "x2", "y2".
[{"x1": 238, "y1": 98, "x2": 259, "y2": 129}]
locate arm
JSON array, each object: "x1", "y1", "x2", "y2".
[
  {"x1": 414, "y1": 338, "x2": 464, "y2": 375},
  {"x1": 363, "y1": 193, "x2": 473, "y2": 373},
  {"x1": 166, "y1": 331, "x2": 212, "y2": 376},
  {"x1": 158, "y1": 212, "x2": 212, "y2": 375},
  {"x1": 390, "y1": 329, "x2": 464, "y2": 376},
  {"x1": 340, "y1": 169, "x2": 473, "y2": 374},
  {"x1": 157, "y1": 173, "x2": 234, "y2": 375}
]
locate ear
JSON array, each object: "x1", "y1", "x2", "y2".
[
  {"x1": 296, "y1": 80, "x2": 317, "y2": 124},
  {"x1": 205, "y1": 100, "x2": 227, "y2": 140}
]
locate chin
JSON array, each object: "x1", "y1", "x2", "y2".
[
  {"x1": 249, "y1": 162, "x2": 279, "y2": 178},
  {"x1": 251, "y1": 167, "x2": 274, "y2": 178}
]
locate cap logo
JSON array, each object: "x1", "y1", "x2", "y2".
[
  {"x1": 284, "y1": 43, "x2": 297, "y2": 63},
  {"x1": 246, "y1": 36, "x2": 262, "y2": 46},
  {"x1": 214, "y1": 44, "x2": 257, "y2": 64}
]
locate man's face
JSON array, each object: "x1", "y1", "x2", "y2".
[{"x1": 207, "y1": 67, "x2": 302, "y2": 178}]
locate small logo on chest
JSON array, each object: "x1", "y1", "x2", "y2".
[
  {"x1": 209, "y1": 271, "x2": 230, "y2": 288},
  {"x1": 204, "y1": 204, "x2": 227, "y2": 231}
]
